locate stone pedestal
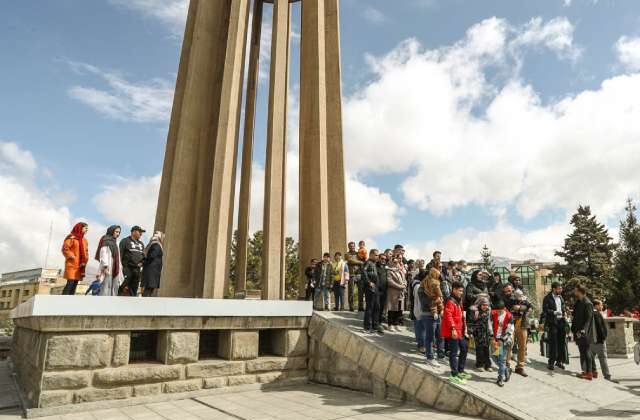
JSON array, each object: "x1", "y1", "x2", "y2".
[
  {"x1": 605, "y1": 317, "x2": 638, "y2": 358},
  {"x1": 10, "y1": 296, "x2": 311, "y2": 413}
]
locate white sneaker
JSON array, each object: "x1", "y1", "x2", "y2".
[{"x1": 427, "y1": 359, "x2": 441, "y2": 368}]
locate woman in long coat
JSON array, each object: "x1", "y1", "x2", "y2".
[
  {"x1": 97, "y1": 225, "x2": 122, "y2": 296},
  {"x1": 142, "y1": 231, "x2": 164, "y2": 297},
  {"x1": 61, "y1": 222, "x2": 89, "y2": 295},
  {"x1": 386, "y1": 257, "x2": 406, "y2": 332}
]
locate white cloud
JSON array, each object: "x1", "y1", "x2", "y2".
[
  {"x1": 343, "y1": 17, "x2": 640, "y2": 224},
  {"x1": 0, "y1": 141, "x2": 106, "y2": 274},
  {"x1": 92, "y1": 175, "x2": 160, "y2": 231},
  {"x1": 109, "y1": 0, "x2": 188, "y2": 35},
  {"x1": 68, "y1": 62, "x2": 173, "y2": 123},
  {"x1": 363, "y1": 7, "x2": 387, "y2": 24},
  {"x1": 513, "y1": 17, "x2": 582, "y2": 61},
  {"x1": 615, "y1": 36, "x2": 640, "y2": 72}
]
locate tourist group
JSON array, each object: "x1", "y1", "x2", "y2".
[
  {"x1": 303, "y1": 242, "x2": 617, "y2": 387},
  {"x1": 61, "y1": 222, "x2": 164, "y2": 297}
]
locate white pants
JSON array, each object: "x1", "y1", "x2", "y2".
[{"x1": 99, "y1": 274, "x2": 120, "y2": 296}]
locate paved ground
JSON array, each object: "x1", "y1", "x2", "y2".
[
  {"x1": 0, "y1": 383, "x2": 473, "y2": 420},
  {"x1": 322, "y1": 311, "x2": 640, "y2": 420}
]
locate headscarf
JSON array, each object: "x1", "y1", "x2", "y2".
[
  {"x1": 144, "y1": 231, "x2": 165, "y2": 257},
  {"x1": 95, "y1": 225, "x2": 121, "y2": 276},
  {"x1": 64, "y1": 222, "x2": 88, "y2": 267}
]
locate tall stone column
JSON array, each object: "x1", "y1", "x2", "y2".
[
  {"x1": 262, "y1": 0, "x2": 291, "y2": 300},
  {"x1": 324, "y1": 0, "x2": 347, "y2": 256},
  {"x1": 236, "y1": 0, "x2": 264, "y2": 295},
  {"x1": 203, "y1": 0, "x2": 251, "y2": 299},
  {"x1": 299, "y1": 0, "x2": 330, "y2": 296}
]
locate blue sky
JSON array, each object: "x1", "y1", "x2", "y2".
[{"x1": 2, "y1": 0, "x2": 640, "y2": 272}]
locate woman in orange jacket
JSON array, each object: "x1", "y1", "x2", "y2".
[{"x1": 61, "y1": 222, "x2": 89, "y2": 295}]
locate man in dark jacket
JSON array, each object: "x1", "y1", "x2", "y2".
[
  {"x1": 314, "y1": 253, "x2": 333, "y2": 310},
  {"x1": 304, "y1": 259, "x2": 317, "y2": 301},
  {"x1": 362, "y1": 249, "x2": 383, "y2": 334},
  {"x1": 572, "y1": 284, "x2": 596, "y2": 380},
  {"x1": 376, "y1": 254, "x2": 389, "y2": 327},
  {"x1": 119, "y1": 225, "x2": 146, "y2": 296},
  {"x1": 464, "y1": 270, "x2": 489, "y2": 314},
  {"x1": 542, "y1": 282, "x2": 568, "y2": 370},
  {"x1": 592, "y1": 299, "x2": 615, "y2": 381}
]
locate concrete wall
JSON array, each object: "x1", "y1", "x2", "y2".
[{"x1": 11, "y1": 317, "x2": 309, "y2": 410}]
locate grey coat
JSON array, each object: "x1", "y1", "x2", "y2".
[{"x1": 385, "y1": 269, "x2": 406, "y2": 312}]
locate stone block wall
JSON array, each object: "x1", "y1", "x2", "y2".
[
  {"x1": 606, "y1": 317, "x2": 639, "y2": 358},
  {"x1": 307, "y1": 315, "x2": 517, "y2": 420},
  {"x1": 12, "y1": 324, "x2": 309, "y2": 409}
]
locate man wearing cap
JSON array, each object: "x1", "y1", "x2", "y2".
[{"x1": 119, "y1": 226, "x2": 146, "y2": 296}]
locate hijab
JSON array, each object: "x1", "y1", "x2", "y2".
[
  {"x1": 64, "y1": 222, "x2": 88, "y2": 268},
  {"x1": 95, "y1": 225, "x2": 121, "y2": 276},
  {"x1": 144, "y1": 231, "x2": 165, "y2": 257}
]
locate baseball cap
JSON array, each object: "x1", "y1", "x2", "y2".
[{"x1": 131, "y1": 225, "x2": 146, "y2": 233}]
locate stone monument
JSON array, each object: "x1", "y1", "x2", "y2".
[{"x1": 155, "y1": 0, "x2": 347, "y2": 300}]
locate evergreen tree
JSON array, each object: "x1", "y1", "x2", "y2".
[
  {"x1": 229, "y1": 230, "x2": 301, "y2": 299},
  {"x1": 611, "y1": 199, "x2": 640, "y2": 313},
  {"x1": 554, "y1": 205, "x2": 616, "y2": 303},
  {"x1": 480, "y1": 244, "x2": 494, "y2": 271}
]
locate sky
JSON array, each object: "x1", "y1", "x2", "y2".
[{"x1": 2, "y1": 0, "x2": 640, "y2": 273}]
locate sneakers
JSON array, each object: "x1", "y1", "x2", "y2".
[
  {"x1": 515, "y1": 368, "x2": 528, "y2": 377},
  {"x1": 448, "y1": 375, "x2": 466, "y2": 385},
  {"x1": 417, "y1": 346, "x2": 426, "y2": 354},
  {"x1": 555, "y1": 362, "x2": 565, "y2": 370},
  {"x1": 426, "y1": 359, "x2": 441, "y2": 368},
  {"x1": 547, "y1": 364, "x2": 555, "y2": 371},
  {"x1": 458, "y1": 372, "x2": 472, "y2": 380},
  {"x1": 497, "y1": 377, "x2": 505, "y2": 387}
]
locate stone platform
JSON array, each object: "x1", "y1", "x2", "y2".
[{"x1": 10, "y1": 296, "x2": 312, "y2": 417}]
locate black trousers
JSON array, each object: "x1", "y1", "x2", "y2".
[
  {"x1": 142, "y1": 287, "x2": 155, "y2": 297},
  {"x1": 378, "y1": 290, "x2": 387, "y2": 324},
  {"x1": 120, "y1": 268, "x2": 141, "y2": 296},
  {"x1": 388, "y1": 310, "x2": 402, "y2": 326},
  {"x1": 62, "y1": 280, "x2": 78, "y2": 295},
  {"x1": 475, "y1": 344, "x2": 492, "y2": 368},
  {"x1": 547, "y1": 323, "x2": 567, "y2": 365},
  {"x1": 578, "y1": 343, "x2": 594, "y2": 373},
  {"x1": 357, "y1": 276, "x2": 365, "y2": 311},
  {"x1": 364, "y1": 289, "x2": 380, "y2": 330}
]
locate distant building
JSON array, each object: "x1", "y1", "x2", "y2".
[{"x1": 0, "y1": 268, "x2": 90, "y2": 319}]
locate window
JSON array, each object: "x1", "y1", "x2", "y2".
[
  {"x1": 198, "y1": 331, "x2": 220, "y2": 360},
  {"x1": 515, "y1": 266, "x2": 536, "y2": 287},
  {"x1": 23, "y1": 290, "x2": 29, "y2": 297},
  {"x1": 7, "y1": 291, "x2": 12, "y2": 297},
  {"x1": 129, "y1": 331, "x2": 158, "y2": 363},
  {"x1": 1, "y1": 291, "x2": 5, "y2": 298},
  {"x1": 492, "y1": 267, "x2": 510, "y2": 283}
]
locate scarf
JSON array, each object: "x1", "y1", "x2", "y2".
[
  {"x1": 144, "y1": 231, "x2": 165, "y2": 257},
  {"x1": 64, "y1": 223, "x2": 88, "y2": 269},
  {"x1": 95, "y1": 225, "x2": 121, "y2": 277}
]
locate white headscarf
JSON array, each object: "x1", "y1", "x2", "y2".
[{"x1": 144, "y1": 231, "x2": 164, "y2": 257}]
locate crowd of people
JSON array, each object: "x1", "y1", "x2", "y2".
[
  {"x1": 303, "y1": 241, "x2": 618, "y2": 387},
  {"x1": 61, "y1": 222, "x2": 164, "y2": 297}
]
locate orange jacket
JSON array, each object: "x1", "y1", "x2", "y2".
[{"x1": 62, "y1": 236, "x2": 88, "y2": 280}]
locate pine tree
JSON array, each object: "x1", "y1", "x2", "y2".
[
  {"x1": 611, "y1": 199, "x2": 640, "y2": 313},
  {"x1": 554, "y1": 205, "x2": 616, "y2": 303},
  {"x1": 480, "y1": 245, "x2": 494, "y2": 271}
]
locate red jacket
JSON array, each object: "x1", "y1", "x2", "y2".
[{"x1": 441, "y1": 297, "x2": 464, "y2": 339}]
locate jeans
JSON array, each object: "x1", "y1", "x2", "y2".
[
  {"x1": 591, "y1": 343, "x2": 610, "y2": 376},
  {"x1": 62, "y1": 280, "x2": 78, "y2": 295},
  {"x1": 364, "y1": 289, "x2": 380, "y2": 330},
  {"x1": 423, "y1": 315, "x2": 444, "y2": 359},
  {"x1": 447, "y1": 337, "x2": 468, "y2": 377},
  {"x1": 414, "y1": 317, "x2": 425, "y2": 348},
  {"x1": 333, "y1": 283, "x2": 344, "y2": 310},
  {"x1": 315, "y1": 287, "x2": 331, "y2": 309},
  {"x1": 494, "y1": 342, "x2": 509, "y2": 379}
]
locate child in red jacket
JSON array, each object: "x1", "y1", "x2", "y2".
[
  {"x1": 491, "y1": 300, "x2": 514, "y2": 387},
  {"x1": 441, "y1": 282, "x2": 470, "y2": 385}
]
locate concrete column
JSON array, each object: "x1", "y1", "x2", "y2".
[
  {"x1": 159, "y1": 0, "x2": 233, "y2": 298},
  {"x1": 236, "y1": 0, "x2": 264, "y2": 296},
  {"x1": 324, "y1": 0, "x2": 347, "y2": 256},
  {"x1": 299, "y1": 0, "x2": 330, "y2": 297},
  {"x1": 203, "y1": 0, "x2": 251, "y2": 299},
  {"x1": 262, "y1": 0, "x2": 290, "y2": 300},
  {"x1": 154, "y1": 0, "x2": 198, "y2": 233}
]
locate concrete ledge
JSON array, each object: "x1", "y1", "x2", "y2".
[
  {"x1": 12, "y1": 295, "x2": 312, "y2": 319},
  {"x1": 23, "y1": 377, "x2": 308, "y2": 418}
]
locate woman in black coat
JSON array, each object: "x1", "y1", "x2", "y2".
[{"x1": 142, "y1": 232, "x2": 164, "y2": 297}]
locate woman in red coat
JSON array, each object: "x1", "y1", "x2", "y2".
[
  {"x1": 441, "y1": 281, "x2": 471, "y2": 385},
  {"x1": 61, "y1": 222, "x2": 89, "y2": 295}
]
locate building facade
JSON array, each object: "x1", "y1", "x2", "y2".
[{"x1": 0, "y1": 268, "x2": 66, "y2": 319}]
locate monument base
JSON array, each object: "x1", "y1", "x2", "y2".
[{"x1": 10, "y1": 296, "x2": 312, "y2": 415}]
